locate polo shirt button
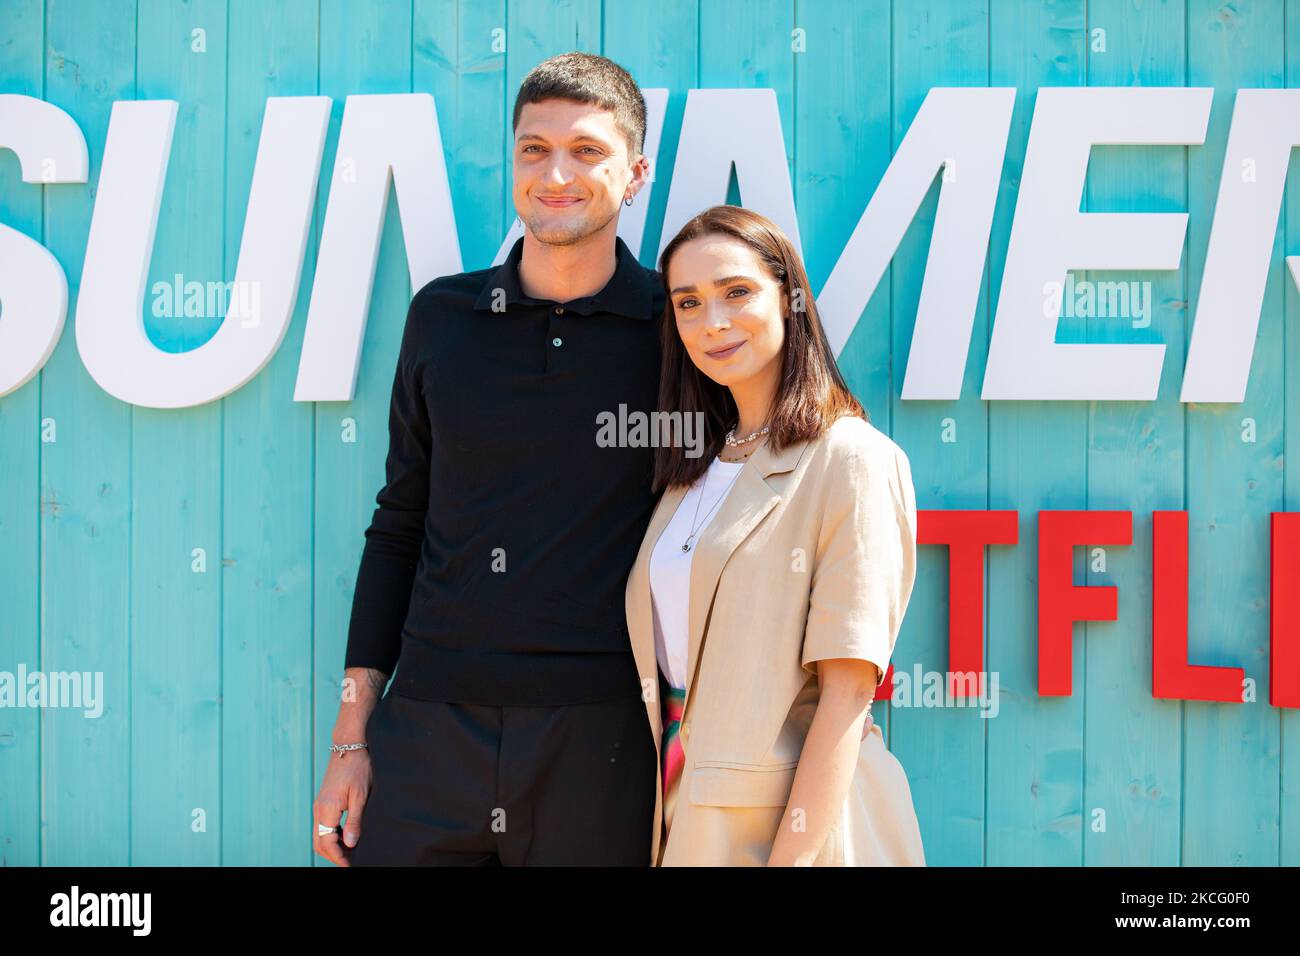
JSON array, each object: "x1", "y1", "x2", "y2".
[
  {"x1": 554, "y1": 306, "x2": 564, "y2": 314},
  {"x1": 552, "y1": 336, "x2": 563, "y2": 347}
]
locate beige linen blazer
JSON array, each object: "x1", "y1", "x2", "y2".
[{"x1": 625, "y1": 414, "x2": 926, "y2": 867}]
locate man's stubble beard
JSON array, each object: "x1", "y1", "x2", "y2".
[{"x1": 523, "y1": 203, "x2": 620, "y2": 248}]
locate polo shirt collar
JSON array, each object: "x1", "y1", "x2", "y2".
[{"x1": 473, "y1": 234, "x2": 655, "y2": 320}]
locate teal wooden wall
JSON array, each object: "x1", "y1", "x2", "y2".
[{"x1": 1, "y1": 0, "x2": 1297, "y2": 866}]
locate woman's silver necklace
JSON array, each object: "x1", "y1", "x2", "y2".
[
  {"x1": 725, "y1": 422, "x2": 770, "y2": 446},
  {"x1": 681, "y1": 464, "x2": 744, "y2": 553}
]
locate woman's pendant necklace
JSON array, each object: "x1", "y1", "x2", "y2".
[{"x1": 681, "y1": 463, "x2": 743, "y2": 552}]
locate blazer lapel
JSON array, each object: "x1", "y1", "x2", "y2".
[{"x1": 679, "y1": 437, "x2": 809, "y2": 724}]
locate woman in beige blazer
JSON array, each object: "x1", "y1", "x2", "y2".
[{"x1": 626, "y1": 204, "x2": 925, "y2": 867}]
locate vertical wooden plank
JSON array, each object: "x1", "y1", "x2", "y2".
[
  {"x1": 698, "y1": 0, "x2": 793, "y2": 191},
  {"x1": 220, "y1": 0, "x2": 318, "y2": 865},
  {"x1": 39, "y1": 0, "x2": 136, "y2": 865},
  {"x1": 415, "y1": 0, "x2": 505, "y2": 272},
  {"x1": 886, "y1": 0, "x2": 991, "y2": 868},
  {"x1": 1284, "y1": 0, "x2": 1300, "y2": 868},
  {"x1": 1184, "y1": 0, "x2": 1284, "y2": 866},
  {"x1": 986, "y1": 0, "x2": 1088, "y2": 866},
  {"x1": 131, "y1": 0, "x2": 227, "y2": 865},
  {"x1": 602, "y1": 0, "x2": 698, "y2": 265},
  {"x1": 800, "y1": 0, "x2": 891, "y2": 404},
  {"x1": 311, "y1": 0, "x2": 413, "y2": 865},
  {"x1": 1080, "y1": 0, "x2": 1185, "y2": 866},
  {"x1": 0, "y1": 0, "x2": 45, "y2": 867}
]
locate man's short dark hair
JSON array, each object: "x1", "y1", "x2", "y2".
[{"x1": 513, "y1": 52, "x2": 647, "y2": 161}]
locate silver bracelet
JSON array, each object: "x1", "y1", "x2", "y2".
[{"x1": 330, "y1": 742, "x2": 368, "y2": 756}]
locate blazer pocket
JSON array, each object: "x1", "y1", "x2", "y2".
[{"x1": 688, "y1": 762, "x2": 799, "y2": 807}]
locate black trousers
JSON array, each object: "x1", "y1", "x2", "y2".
[{"x1": 348, "y1": 687, "x2": 657, "y2": 866}]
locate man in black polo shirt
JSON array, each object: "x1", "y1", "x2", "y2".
[{"x1": 313, "y1": 52, "x2": 664, "y2": 866}]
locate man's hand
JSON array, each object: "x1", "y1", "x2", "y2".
[
  {"x1": 313, "y1": 666, "x2": 387, "y2": 866},
  {"x1": 313, "y1": 747, "x2": 372, "y2": 866}
]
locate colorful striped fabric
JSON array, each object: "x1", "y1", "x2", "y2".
[{"x1": 658, "y1": 670, "x2": 687, "y2": 860}]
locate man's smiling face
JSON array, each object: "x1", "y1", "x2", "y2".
[{"x1": 512, "y1": 97, "x2": 643, "y2": 246}]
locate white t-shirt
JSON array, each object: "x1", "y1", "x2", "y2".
[{"x1": 648, "y1": 455, "x2": 747, "y2": 690}]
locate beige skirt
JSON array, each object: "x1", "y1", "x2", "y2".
[{"x1": 839, "y1": 721, "x2": 926, "y2": 866}]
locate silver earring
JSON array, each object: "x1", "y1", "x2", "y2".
[{"x1": 624, "y1": 195, "x2": 634, "y2": 206}]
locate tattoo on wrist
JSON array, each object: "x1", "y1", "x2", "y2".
[{"x1": 362, "y1": 669, "x2": 387, "y2": 694}]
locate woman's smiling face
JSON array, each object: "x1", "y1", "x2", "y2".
[{"x1": 667, "y1": 233, "x2": 787, "y2": 389}]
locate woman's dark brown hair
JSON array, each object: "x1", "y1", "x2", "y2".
[{"x1": 653, "y1": 204, "x2": 866, "y2": 492}]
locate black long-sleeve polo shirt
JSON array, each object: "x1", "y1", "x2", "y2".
[{"x1": 343, "y1": 234, "x2": 665, "y2": 706}]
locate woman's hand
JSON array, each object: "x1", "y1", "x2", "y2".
[{"x1": 768, "y1": 657, "x2": 878, "y2": 866}]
